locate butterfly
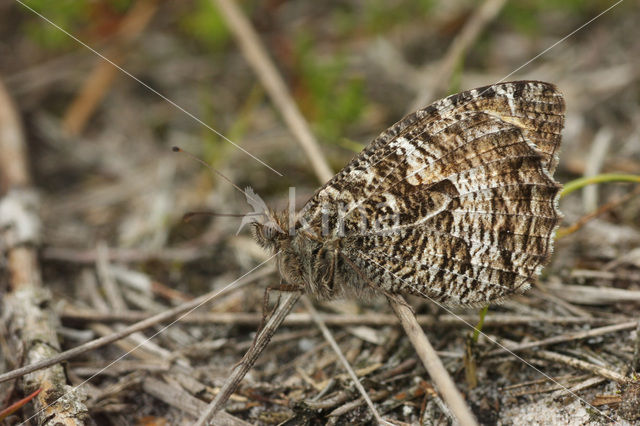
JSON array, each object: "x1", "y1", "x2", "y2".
[{"x1": 247, "y1": 80, "x2": 565, "y2": 307}]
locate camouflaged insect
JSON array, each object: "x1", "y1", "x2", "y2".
[{"x1": 249, "y1": 81, "x2": 565, "y2": 306}]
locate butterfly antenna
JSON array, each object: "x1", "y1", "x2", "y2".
[
  {"x1": 172, "y1": 146, "x2": 262, "y2": 206},
  {"x1": 182, "y1": 211, "x2": 263, "y2": 222}
]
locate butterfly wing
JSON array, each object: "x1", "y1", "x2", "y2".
[
  {"x1": 299, "y1": 81, "x2": 563, "y2": 230},
  {"x1": 299, "y1": 81, "x2": 564, "y2": 305}
]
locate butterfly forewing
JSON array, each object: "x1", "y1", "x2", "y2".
[{"x1": 298, "y1": 80, "x2": 565, "y2": 306}]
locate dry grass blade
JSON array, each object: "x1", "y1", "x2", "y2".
[
  {"x1": 389, "y1": 296, "x2": 478, "y2": 426},
  {"x1": 408, "y1": 0, "x2": 507, "y2": 112},
  {"x1": 535, "y1": 350, "x2": 629, "y2": 384},
  {"x1": 0, "y1": 263, "x2": 275, "y2": 385},
  {"x1": 60, "y1": 309, "x2": 618, "y2": 327},
  {"x1": 486, "y1": 320, "x2": 638, "y2": 356},
  {"x1": 546, "y1": 284, "x2": 640, "y2": 305},
  {"x1": 61, "y1": 0, "x2": 159, "y2": 136},
  {"x1": 212, "y1": 0, "x2": 333, "y2": 183},
  {"x1": 300, "y1": 296, "x2": 388, "y2": 425},
  {"x1": 194, "y1": 290, "x2": 302, "y2": 426}
]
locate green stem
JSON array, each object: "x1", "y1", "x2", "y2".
[
  {"x1": 561, "y1": 174, "x2": 640, "y2": 199},
  {"x1": 472, "y1": 305, "x2": 489, "y2": 343}
]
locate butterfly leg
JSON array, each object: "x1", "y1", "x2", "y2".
[
  {"x1": 232, "y1": 281, "x2": 299, "y2": 371},
  {"x1": 312, "y1": 243, "x2": 340, "y2": 298},
  {"x1": 324, "y1": 246, "x2": 340, "y2": 294},
  {"x1": 260, "y1": 281, "x2": 299, "y2": 330}
]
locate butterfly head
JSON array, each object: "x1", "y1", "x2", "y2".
[
  {"x1": 236, "y1": 187, "x2": 290, "y2": 251},
  {"x1": 251, "y1": 214, "x2": 288, "y2": 250}
]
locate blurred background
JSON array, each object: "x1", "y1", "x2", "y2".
[{"x1": 1, "y1": 0, "x2": 639, "y2": 424}]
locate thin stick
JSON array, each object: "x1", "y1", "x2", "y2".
[
  {"x1": 486, "y1": 320, "x2": 638, "y2": 356},
  {"x1": 300, "y1": 296, "x2": 388, "y2": 425},
  {"x1": 194, "y1": 291, "x2": 302, "y2": 426},
  {"x1": 60, "y1": 309, "x2": 621, "y2": 327},
  {"x1": 550, "y1": 376, "x2": 606, "y2": 399},
  {"x1": 62, "y1": 0, "x2": 159, "y2": 136},
  {"x1": 142, "y1": 377, "x2": 250, "y2": 426},
  {"x1": 409, "y1": 0, "x2": 507, "y2": 112},
  {"x1": 0, "y1": 263, "x2": 275, "y2": 385},
  {"x1": 388, "y1": 295, "x2": 478, "y2": 426},
  {"x1": 556, "y1": 185, "x2": 640, "y2": 239},
  {"x1": 212, "y1": 0, "x2": 333, "y2": 183},
  {"x1": 535, "y1": 350, "x2": 629, "y2": 384}
]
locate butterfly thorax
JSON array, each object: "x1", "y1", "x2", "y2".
[{"x1": 252, "y1": 210, "x2": 376, "y2": 301}]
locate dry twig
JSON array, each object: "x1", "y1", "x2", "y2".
[
  {"x1": 0, "y1": 77, "x2": 88, "y2": 423},
  {"x1": 194, "y1": 291, "x2": 302, "y2": 426},
  {"x1": 0, "y1": 263, "x2": 275, "y2": 385},
  {"x1": 143, "y1": 377, "x2": 249, "y2": 426},
  {"x1": 486, "y1": 320, "x2": 638, "y2": 356},
  {"x1": 389, "y1": 295, "x2": 478, "y2": 426},
  {"x1": 535, "y1": 350, "x2": 629, "y2": 384},
  {"x1": 60, "y1": 309, "x2": 619, "y2": 327},
  {"x1": 212, "y1": 0, "x2": 333, "y2": 183},
  {"x1": 550, "y1": 376, "x2": 606, "y2": 399},
  {"x1": 546, "y1": 284, "x2": 640, "y2": 305},
  {"x1": 62, "y1": 0, "x2": 159, "y2": 136},
  {"x1": 409, "y1": 0, "x2": 507, "y2": 112}
]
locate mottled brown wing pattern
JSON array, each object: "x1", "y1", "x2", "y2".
[
  {"x1": 299, "y1": 81, "x2": 565, "y2": 306},
  {"x1": 341, "y1": 137, "x2": 561, "y2": 305},
  {"x1": 299, "y1": 81, "x2": 564, "y2": 233}
]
